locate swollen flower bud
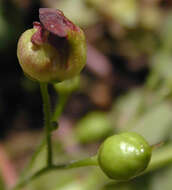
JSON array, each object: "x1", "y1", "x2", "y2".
[{"x1": 17, "y1": 8, "x2": 86, "y2": 83}]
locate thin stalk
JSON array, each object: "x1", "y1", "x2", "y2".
[
  {"x1": 64, "y1": 155, "x2": 98, "y2": 169},
  {"x1": 40, "y1": 83, "x2": 53, "y2": 166},
  {"x1": 19, "y1": 140, "x2": 46, "y2": 179},
  {"x1": 17, "y1": 88, "x2": 71, "y2": 183},
  {"x1": 144, "y1": 144, "x2": 172, "y2": 173},
  {"x1": 13, "y1": 144, "x2": 172, "y2": 190},
  {"x1": 20, "y1": 90, "x2": 70, "y2": 176},
  {"x1": 13, "y1": 156, "x2": 98, "y2": 190},
  {"x1": 52, "y1": 92, "x2": 69, "y2": 122}
]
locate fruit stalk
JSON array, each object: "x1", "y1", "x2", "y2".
[{"x1": 40, "y1": 83, "x2": 53, "y2": 166}]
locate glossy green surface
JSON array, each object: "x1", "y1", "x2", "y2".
[
  {"x1": 17, "y1": 27, "x2": 86, "y2": 83},
  {"x1": 98, "y1": 132, "x2": 152, "y2": 180}
]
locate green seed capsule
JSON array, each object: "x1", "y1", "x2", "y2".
[
  {"x1": 98, "y1": 132, "x2": 152, "y2": 181},
  {"x1": 17, "y1": 8, "x2": 86, "y2": 83}
]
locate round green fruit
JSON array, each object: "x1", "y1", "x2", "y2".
[{"x1": 98, "y1": 132, "x2": 152, "y2": 180}]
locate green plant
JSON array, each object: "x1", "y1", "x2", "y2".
[
  {"x1": 14, "y1": 7, "x2": 172, "y2": 190},
  {"x1": 75, "y1": 111, "x2": 112, "y2": 144}
]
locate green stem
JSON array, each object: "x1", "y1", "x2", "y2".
[
  {"x1": 13, "y1": 156, "x2": 98, "y2": 190},
  {"x1": 16, "y1": 87, "x2": 71, "y2": 186},
  {"x1": 20, "y1": 90, "x2": 70, "y2": 176},
  {"x1": 52, "y1": 92, "x2": 69, "y2": 122},
  {"x1": 12, "y1": 144, "x2": 172, "y2": 190},
  {"x1": 40, "y1": 83, "x2": 53, "y2": 166},
  {"x1": 64, "y1": 155, "x2": 98, "y2": 169},
  {"x1": 144, "y1": 144, "x2": 172, "y2": 173},
  {"x1": 19, "y1": 140, "x2": 46, "y2": 179}
]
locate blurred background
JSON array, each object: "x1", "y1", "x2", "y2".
[{"x1": 0, "y1": 0, "x2": 172, "y2": 189}]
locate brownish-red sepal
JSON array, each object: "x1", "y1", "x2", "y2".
[
  {"x1": 31, "y1": 22, "x2": 47, "y2": 45},
  {"x1": 39, "y1": 8, "x2": 79, "y2": 38}
]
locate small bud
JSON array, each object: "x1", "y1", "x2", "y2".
[{"x1": 17, "y1": 8, "x2": 86, "y2": 83}]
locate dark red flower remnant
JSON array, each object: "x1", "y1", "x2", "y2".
[
  {"x1": 39, "y1": 8, "x2": 78, "y2": 37},
  {"x1": 31, "y1": 8, "x2": 80, "y2": 47}
]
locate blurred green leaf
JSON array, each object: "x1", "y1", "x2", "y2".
[
  {"x1": 110, "y1": 89, "x2": 144, "y2": 130},
  {"x1": 0, "y1": 173, "x2": 5, "y2": 190},
  {"x1": 102, "y1": 175, "x2": 150, "y2": 190},
  {"x1": 151, "y1": 52, "x2": 172, "y2": 84},
  {"x1": 55, "y1": 0, "x2": 99, "y2": 27},
  {"x1": 108, "y1": 0, "x2": 139, "y2": 27},
  {"x1": 75, "y1": 111, "x2": 113, "y2": 144},
  {"x1": 86, "y1": 0, "x2": 138, "y2": 27},
  {"x1": 150, "y1": 166, "x2": 172, "y2": 190},
  {"x1": 160, "y1": 13, "x2": 172, "y2": 52},
  {"x1": 131, "y1": 102, "x2": 172, "y2": 144}
]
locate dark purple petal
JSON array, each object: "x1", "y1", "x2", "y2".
[
  {"x1": 31, "y1": 8, "x2": 80, "y2": 51},
  {"x1": 39, "y1": 8, "x2": 79, "y2": 38}
]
